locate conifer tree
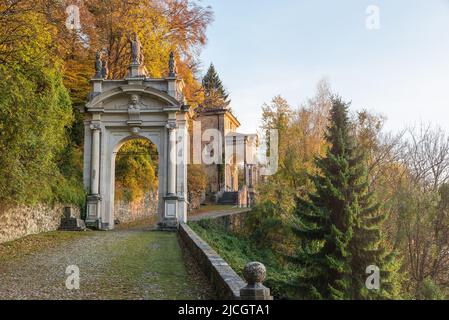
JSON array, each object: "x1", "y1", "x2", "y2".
[
  {"x1": 202, "y1": 63, "x2": 231, "y2": 108},
  {"x1": 291, "y1": 97, "x2": 401, "y2": 300},
  {"x1": 346, "y1": 109, "x2": 402, "y2": 300},
  {"x1": 291, "y1": 97, "x2": 354, "y2": 299},
  {"x1": 348, "y1": 164, "x2": 402, "y2": 300}
]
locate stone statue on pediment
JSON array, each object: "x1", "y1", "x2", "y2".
[
  {"x1": 130, "y1": 32, "x2": 144, "y2": 65},
  {"x1": 111, "y1": 95, "x2": 150, "y2": 110},
  {"x1": 129, "y1": 94, "x2": 140, "y2": 110},
  {"x1": 129, "y1": 94, "x2": 151, "y2": 110},
  {"x1": 128, "y1": 33, "x2": 149, "y2": 77},
  {"x1": 128, "y1": 94, "x2": 142, "y2": 122},
  {"x1": 101, "y1": 59, "x2": 108, "y2": 79},
  {"x1": 94, "y1": 51, "x2": 102, "y2": 78}
]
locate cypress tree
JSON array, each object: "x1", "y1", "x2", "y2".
[
  {"x1": 291, "y1": 96, "x2": 401, "y2": 300},
  {"x1": 202, "y1": 63, "x2": 230, "y2": 108}
]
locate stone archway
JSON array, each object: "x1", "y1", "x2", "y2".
[{"x1": 82, "y1": 51, "x2": 189, "y2": 231}]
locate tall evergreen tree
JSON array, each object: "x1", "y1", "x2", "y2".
[
  {"x1": 202, "y1": 63, "x2": 231, "y2": 108},
  {"x1": 348, "y1": 161, "x2": 402, "y2": 300},
  {"x1": 291, "y1": 97, "x2": 354, "y2": 300},
  {"x1": 291, "y1": 97, "x2": 401, "y2": 300}
]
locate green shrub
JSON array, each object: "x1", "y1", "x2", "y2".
[
  {"x1": 189, "y1": 217, "x2": 300, "y2": 299},
  {"x1": 417, "y1": 279, "x2": 447, "y2": 300},
  {"x1": 0, "y1": 11, "x2": 85, "y2": 209}
]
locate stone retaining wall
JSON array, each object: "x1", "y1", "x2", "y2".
[
  {"x1": 114, "y1": 191, "x2": 158, "y2": 224},
  {"x1": 199, "y1": 211, "x2": 248, "y2": 235},
  {"x1": 0, "y1": 204, "x2": 80, "y2": 244},
  {"x1": 179, "y1": 223, "x2": 246, "y2": 300}
]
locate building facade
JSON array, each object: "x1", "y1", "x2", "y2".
[{"x1": 195, "y1": 107, "x2": 259, "y2": 205}]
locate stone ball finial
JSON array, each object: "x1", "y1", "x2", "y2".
[{"x1": 243, "y1": 262, "x2": 266, "y2": 285}]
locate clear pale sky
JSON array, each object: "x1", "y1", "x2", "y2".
[{"x1": 199, "y1": 0, "x2": 449, "y2": 134}]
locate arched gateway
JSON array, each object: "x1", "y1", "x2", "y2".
[{"x1": 82, "y1": 48, "x2": 189, "y2": 231}]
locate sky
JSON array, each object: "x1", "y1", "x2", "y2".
[{"x1": 199, "y1": 0, "x2": 449, "y2": 134}]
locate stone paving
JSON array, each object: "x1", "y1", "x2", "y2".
[{"x1": 0, "y1": 222, "x2": 214, "y2": 300}]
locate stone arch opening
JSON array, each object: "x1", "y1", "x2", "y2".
[{"x1": 112, "y1": 136, "x2": 159, "y2": 226}]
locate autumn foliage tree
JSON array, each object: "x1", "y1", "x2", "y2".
[
  {"x1": 0, "y1": 1, "x2": 84, "y2": 207},
  {"x1": 115, "y1": 139, "x2": 158, "y2": 203},
  {"x1": 0, "y1": 0, "x2": 214, "y2": 208},
  {"x1": 55, "y1": 0, "x2": 213, "y2": 107},
  {"x1": 247, "y1": 81, "x2": 332, "y2": 255}
]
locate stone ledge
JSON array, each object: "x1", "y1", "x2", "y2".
[{"x1": 179, "y1": 223, "x2": 245, "y2": 300}]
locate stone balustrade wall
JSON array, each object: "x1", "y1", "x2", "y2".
[{"x1": 179, "y1": 223, "x2": 246, "y2": 299}]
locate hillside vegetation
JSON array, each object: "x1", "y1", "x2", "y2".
[{"x1": 0, "y1": 0, "x2": 213, "y2": 210}]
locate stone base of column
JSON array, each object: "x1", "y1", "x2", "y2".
[
  {"x1": 100, "y1": 222, "x2": 111, "y2": 230},
  {"x1": 159, "y1": 195, "x2": 180, "y2": 231},
  {"x1": 85, "y1": 194, "x2": 101, "y2": 229},
  {"x1": 157, "y1": 218, "x2": 179, "y2": 232},
  {"x1": 128, "y1": 63, "x2": 147, "y2": 78},
  {"x1": 85, "y1": 220, "x2": 101, "y2": 230},
  {"x1": 240, "y1": 284, "x2": 273, "y2": 300}
]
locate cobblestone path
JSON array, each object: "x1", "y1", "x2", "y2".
[{"x1": 0, "y1": 222, "x2": 214, "y2": 300}]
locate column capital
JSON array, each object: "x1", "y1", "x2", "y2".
[
  {"x1": 90, "y1": 123, "x2": 101, "y2": 131},
  {"x1": 166, "y1": 122, "x2": 178, "y2": 131}
]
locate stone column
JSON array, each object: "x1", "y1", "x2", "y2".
[
  {"x1": 243, "y1": 136, "x2": 249, "y2": 187},
  {"x1": 176, "y1": 118, "x2": 188, "y2": 224},
  {"x1": 86, "y1": 123, "x2": 102, "y2": 229},
  {"x1": 167, "y1": 123, "x2": 177, "y2": 196},
  {"x1": 160, "y1": 121, "x2": 179, "y2": 231},
  {"x1": 90, "y1": 124, "x2": 101, "y2": 195}
]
